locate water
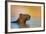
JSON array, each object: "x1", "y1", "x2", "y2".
[{"x1": 11, "y1": 17, "x2": 41, "y2": 29}]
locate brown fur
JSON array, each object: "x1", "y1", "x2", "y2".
[{"x1": 16, "y1": 14, "x2": 30, "y2": 28}]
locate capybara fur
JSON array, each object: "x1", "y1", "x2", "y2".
[{"x1": 16, "y1": 14, "x2": 31, "y2": 28}]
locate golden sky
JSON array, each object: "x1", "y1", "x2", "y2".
[{"x1": 11, "y1": 5, "x2": 41, "y2": 17}]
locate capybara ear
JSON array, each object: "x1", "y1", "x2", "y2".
[
  {"x1": 20, "y1": 13, "x2": 22, "y2": 16},
  {"x1": 19, "y1": 13, "x2": 22, "y2": 17}
]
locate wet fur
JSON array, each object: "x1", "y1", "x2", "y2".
[{"x1": 16, "y1": 14, "x2": 31, "y2": 28}]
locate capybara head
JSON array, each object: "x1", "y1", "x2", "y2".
[
  {"x1": 19, "y1": 14, "x2": 30, "y2": 20},
  {"x1": 17, "y1": 13, "x2": 31, "y2": 28}
]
